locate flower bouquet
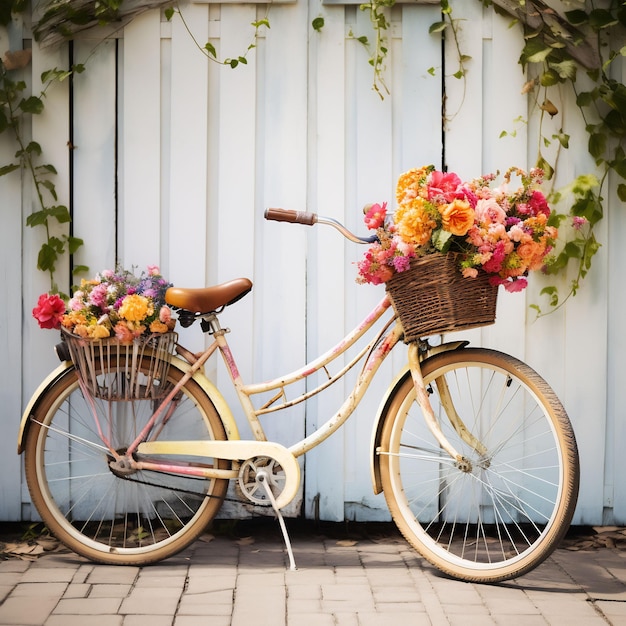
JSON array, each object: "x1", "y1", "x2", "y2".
[
  {"x1": 33, "y1": 266, "x2": 178, "y2": 400},
  {"x1": 357, "y1": 166, "x2": 557, "y2": 340}
]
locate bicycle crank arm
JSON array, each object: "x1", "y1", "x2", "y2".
[{"x1": 137, "y1": 440, "x2": 301, "y2": 509}]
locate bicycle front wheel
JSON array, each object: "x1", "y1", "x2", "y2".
[
  {"x1": 24, "y1": 359, "x2": 230, "y2": 565},
  {"x1": 379, "y1": 348, "x2": 579, "y2": 583}
]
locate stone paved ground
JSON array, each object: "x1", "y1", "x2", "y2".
[{"x1": 0, "y1": 521, "x2": 625, "y2": 625}]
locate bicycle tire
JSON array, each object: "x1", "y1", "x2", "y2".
[
  {"x1": 379, "y1": 347, "x2": 579, "y2": 583},
  {"x1": 24, "y1": 358, "x2": 230, "y2": 565}
]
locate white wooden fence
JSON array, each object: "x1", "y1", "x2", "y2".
[{"x1": 1, "y1": 0, "x2": 623, "y2": 524}]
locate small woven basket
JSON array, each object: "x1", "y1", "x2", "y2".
[
  {"x1": 61, "y1": 329, "x2": 178, "y2": 401},
  {"x1": 385, "y1": 253, "x2": 498, "y2": 343}
]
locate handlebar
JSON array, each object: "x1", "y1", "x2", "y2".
[{"x1": 264, "y1": 208, "x2": 377, "y2": 244}]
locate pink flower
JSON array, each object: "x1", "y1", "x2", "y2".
[
  {"x1": 475, "y1": 198, "x2": 506, "y2": 225},
  {"x1": 427, "y1": 171, "x2": 463, "y2": 203},
  {"x1": 504, "y1": 277, "x2": 528, "y2": 292},
  {"x1": 528, "y1": 190, "x2": 550, "y2": 217},
  {"x1": 364, "y1": 202, "x2": 387, "y2": 230},
  {"x1": 159, "y1": 306, "x2": 172, "y2": 324},
  {"x1": 572, "y1": 216, "x2": 588, "y2": 230},
  {"x1": 147, "y1": 265, "x2": 160, "y2": 276},
  {"x1": 33, "y1": 293, "x2": 66, "y2": 329}
]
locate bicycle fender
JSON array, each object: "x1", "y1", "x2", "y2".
[
  {"x1": 369, "y1": 340, "x2": 469, "y2": 494},
  {"x1": 17, "y1": 355, "x2": 240, "y2": 455},
  {"x1": 17, "y1": 361, "x2": 74, "y2": 454}
]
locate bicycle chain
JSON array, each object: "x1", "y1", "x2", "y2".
[{"x1": 117, "y1": 471, "x2": 270, "y2": 506}]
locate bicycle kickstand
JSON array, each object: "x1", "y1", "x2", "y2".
[{"x1": 256, "y1": 469, "x2": 297, "y2": 571}]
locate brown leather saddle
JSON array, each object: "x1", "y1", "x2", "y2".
[{"x1": 166, "y1": 278, "x2": 253, "y2": 314}]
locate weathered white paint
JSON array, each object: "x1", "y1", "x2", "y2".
[{"x1": 2, "y1": 0, "x2": 623, "y2": 525}]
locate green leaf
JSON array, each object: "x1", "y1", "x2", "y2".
[
  {"x1": 67, "y1": 236, "x2": 84, "y2": 254},
  {"x1": 428, "y1": 21, "x2": 447, "y2": 34},
  {"x1": 536, "y1": 154, "x2": 554, "y2": 180},
  {"x1": 72, "y1": 265, "x2": 89, "y2": 275},
  {"x1": 19, "y1": 96, "x2": 44, "y2": 115},
  {"x1": 312, "y1": 17, "x2": 324, "y2": 32},
  {"x1": 26, "y1": 210, "x2": 48, "y2": 227},
  {"x1": 37, "y1": 243, "x2": 59, "y2": 272},
  {"x1": 588, "y1": 132, "x2": 606, "y2": 159},
  {"x1": 0, "y1": 163, "x2": 19, "y2": 176},
  {"x1": 564, "y1": 9, "x2": 589, "y2": 26},
  {"x1": 49, "y1": 205, "x2": 71, "y2": 223},
  {"x1": 553, "y1": 131, "x2": 570, "y2": 149},
  {"x1": 540, "y1": 69, "x2": 560, "y2": 86},
  {"x1": 164, "y1": 6, "x2": 175, "y2": 20},
  {"x1": 204, "y1": 42, "x2": 217, "y2": 58},
  {"x1": 40, "y1": 179, "x2": 58, "y2": 201},
  {"x1": 617, "y1": 184, "x2": 626, "y2": 202},
  {"x1": 588, "y1": 9, "x2": 618, "y2": 30}
]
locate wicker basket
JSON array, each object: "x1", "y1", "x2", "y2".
[
  {"x1": 385, "y1": 253, "x2": 498, "y2": 343},
  {"x1": 61, "y1": 329, "x2": 178, "y2": 401}
]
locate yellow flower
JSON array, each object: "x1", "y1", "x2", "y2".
[
  {"x1": 89, "y1": 325, "x2": 110, "y2": 339},
  {"x1": 118, "y1": 295, "x2": 153, "y2": 322}
]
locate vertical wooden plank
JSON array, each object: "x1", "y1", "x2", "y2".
[
  {"x1": 0, "y1": 19, "x2": 26, "y2": 520},
  {"x1": 166, "y1": 3, "x2": 209, "y2": 353},
  {"x1": 72, "y1": 39, "x2": 117, "y2": 275},
  {"x1": 253, "y1": 0, "x2": 309, "y2": 516},
  {"x1": 21, "y1": 41, "x2": 72, "y2": 519},
  {"x1": 121, "y1": 10, "x2": 163, "y2": 269},
  {"x1": 167, "y1": 4, "x2": 209, "y2": 288},
  {"x1": 305, "y1": 1, "x2": 349, "y2": 521},
  {"x1": 608, "y1": 56, "x2": 626, "y2": 524}
]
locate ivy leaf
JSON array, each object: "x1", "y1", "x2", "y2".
[
  {"x1": 49, "y1": 205, "x2": 71, "y2": 223},
  {"x1": 204, "y1": 42, "x2": 217, "y2": 59},
  {"x1": 312, "y1": 17, "x2": 324, "y2": 32},
  {"x1": 67, "y1": 236, "x2": 84, "y2": 254},
  {"x1": 40, "y1": 179, "x2": 58, "y2": 201},
  {"x1": 536, "y1": 154, "x2": 554, "y2": 179},
  {"x1": 38, "y1": 242, "x2": 61, "y2": 272},
  {"x1": 0, "y1": 163, "x2": 20, "y2": 176},
  {"x1": 617, "y1": 184, "x2": 626, "y2": 201},
  {"x1": 26, "y1": 210, "x2": 48, "y2": 227},
  {"x1": 429, "y1": 21, "x2": 447, "y2": 34},
  {"x1": 564, "y1": 10, "x2": 589, "y2": 26},
  {"x1": 550, "y1": 60, "x2": 577, "y2": 81},
  {"x1": 588, "y1": 132, "x2": 606, "y2": 159},
  {"x1": 19, "y1": 96, "x2": 44, "y2": 115},
  {"x1": 588, "y1": 9, "x2": 618, "y2": 30},
  {"x1": 164, "y1": 6, "x2": 175, "y2": 20}
]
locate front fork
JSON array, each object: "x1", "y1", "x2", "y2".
[{"x1": 408, "y1": 342, "x2": 482, "y2": 471}]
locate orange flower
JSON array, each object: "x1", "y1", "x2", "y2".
[
  {"x1": 438, "y1": 199, "x2": 475, "y2": 236},
  {"x1": 396, "y1": 167, "x2": 430, "y2": 204},
  {"x1": 394, "y1": 198, "x2": 437, "y2": 246}
]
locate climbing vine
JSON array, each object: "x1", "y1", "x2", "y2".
[{"x1": 0, "y1": 52, "x2": 87, "y2": 296}]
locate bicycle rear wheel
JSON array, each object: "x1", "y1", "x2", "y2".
[
  {"x1": 24, "y1": 359, "x2": 229, "y2": 565},
  {"x1": 379, "y1": 348, "x2": 579, "y2": 583}
]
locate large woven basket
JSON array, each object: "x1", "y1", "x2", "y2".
[
  {"x1": 385, "y1": 253, "x2": 498, "y2": 343},
  {"x1": 61, "y1": 329, "x2": 178, "y2": 401}
]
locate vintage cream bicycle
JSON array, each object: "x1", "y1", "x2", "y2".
[{"x1": 17, "y1": 209, "x2": 579, "y2": 583}]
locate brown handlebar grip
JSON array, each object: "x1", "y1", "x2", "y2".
[{"x1": 264, "y1": 208, "x2": 317, "y2": 226}]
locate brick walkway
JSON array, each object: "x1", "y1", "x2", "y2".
[{"x1": 1, "y1": 522, "x2": 625, "y2": 625}]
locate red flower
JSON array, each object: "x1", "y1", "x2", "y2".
[{"x1": 32, "y1": 293, "x2": 66, "y2": 329}]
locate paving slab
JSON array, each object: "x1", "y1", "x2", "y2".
[{"x1": 0, "y1": 521, "x2": 624, "y2": 625}]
